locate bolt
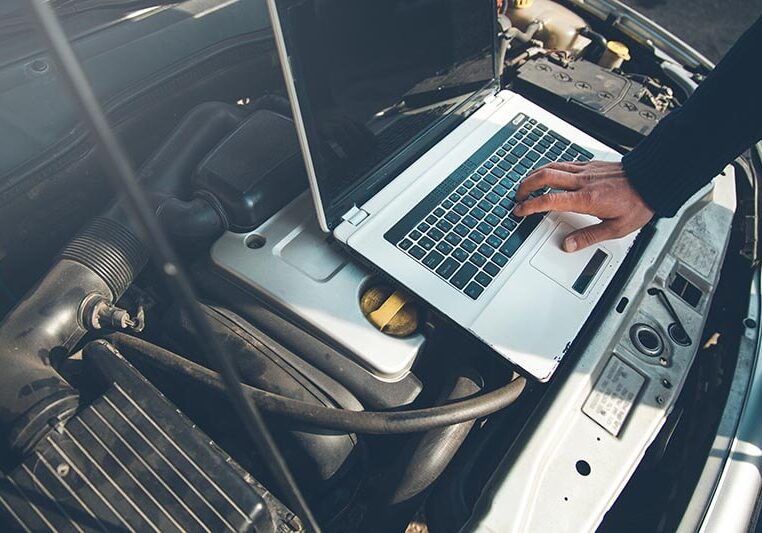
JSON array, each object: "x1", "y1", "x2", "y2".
[
  {"x1": 30, "y1": 59, "x2": 48, "y2": 73},
  {"x1": 56, "y1": 463, "x2": 70, "y2": 477},
  {"x1": 656, "y1": 395, "x2": 665, "y2": 405}
]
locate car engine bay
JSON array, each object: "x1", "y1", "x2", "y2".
[{"x1": 0, "y1": 1, "x2": 757, "y2": 532}]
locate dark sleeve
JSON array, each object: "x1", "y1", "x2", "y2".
[{"x1": 621, "y1": 15, "x2": 762, "y2": 217}]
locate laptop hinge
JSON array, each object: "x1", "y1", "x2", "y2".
[{"x1": 342, "y1": 205, "x2": 369, "y2": 226}]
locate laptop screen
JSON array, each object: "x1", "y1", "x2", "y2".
[{"x1": 271, "y1": 0, "x2": 497, "y2": 228}]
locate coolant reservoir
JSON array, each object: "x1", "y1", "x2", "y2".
[{"x1": 506, "y1": 0, "x2": 589, "y2": 52}]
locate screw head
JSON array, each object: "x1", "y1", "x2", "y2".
[
  {"x1": 56, "y1": 463, "x2": 70, "y2": 477},
  {"x1": 656, "y1": 395, "x2": 665, "y2": 405}
]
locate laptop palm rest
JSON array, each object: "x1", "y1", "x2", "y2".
[{"x1": 530, "y1": 222, "x2": 611, "y2": 298}]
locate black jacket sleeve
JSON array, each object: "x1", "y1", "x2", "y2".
[{"x1": 621, "y1": 15, "x2": 762, "y2": 217}]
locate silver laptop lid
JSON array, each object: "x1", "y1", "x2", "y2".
[{"x1": 267, "y1": 0, "x2": 500, "y2": 231}]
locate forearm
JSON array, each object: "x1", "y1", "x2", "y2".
[{"x1": 622, "y1": 15, "x2": 762, "y2": 217}]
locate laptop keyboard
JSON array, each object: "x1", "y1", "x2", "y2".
[{"x1": 384, "y1": 113, "x2": 593, "y2": 300}]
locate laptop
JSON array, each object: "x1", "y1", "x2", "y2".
[{"x1": 266, "y1": 0, "x2": 636, "y2": 382}]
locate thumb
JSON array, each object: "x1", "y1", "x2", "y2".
[{"x1": 563, "y1": 221, "x2": 618, "y2": 252}]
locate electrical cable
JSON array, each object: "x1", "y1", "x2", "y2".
[
  {"x1": 26, "y1": 2, "x2": 320, "y2": 531},
  {"x1": 105, "y1": 332, "x2": 528, "y2": 434}
]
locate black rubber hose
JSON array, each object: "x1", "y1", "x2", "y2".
[
  {"x1": 361, "y1": 370, "x2": 483, "y2": 532},
  {"x1": 0, "y1": 218, "x2": 147, "y2": 454},
  {"x1": 105, "y1": 333, "x2": 527, "y2": 434},
  {"x1": 155, "y1": 195, "x2": 228, "y2": 247}
]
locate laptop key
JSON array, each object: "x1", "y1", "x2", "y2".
[
  {"x1": 410, "y1": 245, "x2": 426, "y2": 260},
  {"x1": 499, "y1": 198, "x2": 515, "y2": 210},
  {"x1": 487, "y1": 235, "x2": 502, "y2": 248},
  {"x1": 477, "y1": 222, "x2": 492, "y2": 235},
  {"x1": 476, "y1": 181, "x2": 491, "y2": 193},
  {"x1": 419, "y1": 236, "x2": 435, "y2": 250},
  {"x1": 470, "y1": 253, "x2": 487, "y2": 267},
  {"x1": 449, "y1": 193, "x2": 461, "y2": 202},
  {"x1": 445, "y1": 211, "x2": 460, "y2": 224},
  {"x1": 428, "y1": 227, "x2": 444, "y2": 241},
  {"x1": 423, "y1": 250, "x2": 445, "y2": 269},
  {"x1": 478, "y1": 244, "x2": 494, "y2": 257},
  {"x1": 471, "y1": 207, "x2": 487, "y2": 220},
  {"x1": 434, "y1": 207, "x2": 446, "y2": 217},
  {"x1": 477, "y1": 200, "x2": 493, "y2": 212},
  {"x1": 462, "y1": 215, "x2": 477, "y2": 228},
  {"x1": 511, "y1": 144, "x2": 528, "y2": 157},
  {"x1": 463, "y1": 195, "x2": 477, "y2": 207},
  {"x1": 462, "y1": 239, "x2": 477, "y2": 252},
  {"x1": 451, "y1": 263, "x2": 478, "y2": 289},
  {"x1": 454, "y1": 223, "x2": 469, "y2": 236},
  {"x1": 436, "y1": 257, "x2": 460, "y2": 279},
  {"x1": 469, "y1": 231, "x2": 485, "y2": 244},
  {"x1": 492, "y1": 186, "x2": 508, "y2": 197},
  {"x1": 484, "y1": 173, "x2": 498, "y2": 185},
  {"x1": 485, "y1": 214, "x2": 501, "y2": 227},
  {"x1": 573, "y1": 143, "x2": 594, "y2": 159},
  {"x1": 486, "y1": 192, "x2": 501, "y2": 204},
  {"x1": 399, "y1": 238, "x2": 413, "y2": 250},
  {"x1": 494, "y1": 226, "x2": 510, "y2": 239},
  {"x1": 452, "y1": 248, "x2": 468, "y2": 262},
  {"x1": 456, "y1": 186, "x2": 468, "y2": 195},
  {"x1": 469, "y1": 188, "x2": 485, "y2": 200},
  {"x1": 475, "y1": 271, "x2": 493, "y2": 287},
  {"x1": 436, "y1": 241, "x2": 453, "y2": 255},
  {"x1": 410, "y1": 230, "x2": 422, "y2": 240},
  {"x1": 491, "y1": 167, "x2": 506, "y2": 178},
  {"x1": 492, "y1": 252, "x2": 508, "y2": 266},
  {"x1": 426, "y1": 215, "x2": 437, "y2": 225},
  {"x1": 453, "y1": 203, "x2": 469, "y2": 215},
  {"x1": 442, "y1": 200, "x2": 454, "y2": 209},
  {"x1": 504, "y1": 153, "x2": 519, "y2": 165},
  {"x1": 417, "y1": 222, "x2": 430, "y2": 233},
  {"x1": 445, "y1": 233, "x2": 462, "y2": 246},
  {"x1": 500, "y1": 216, "x2": 517, "y2": 230},
  {"x1": 492, "y1": 205, "x2": 508, "y2": 218},
  {"x1": 464, "y1": 282, "x2": 484, "y2": 300},
  {"x1": 436, "y1": 219, "x2": 453, "y2": 232},
  {"x1": 484, "y1": 262, "x2": 500, "y2": 276}
]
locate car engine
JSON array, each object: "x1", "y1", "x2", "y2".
[{"x1": 0, "y1": 1, "x2": 755, "y2": 532}]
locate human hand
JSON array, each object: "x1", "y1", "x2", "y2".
[{"x1": 513, "y1": 161, "x2": 654, "y2": 252}]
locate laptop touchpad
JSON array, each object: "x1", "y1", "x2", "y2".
[{"x1": 530, "y1": 222, "x2": 610, "y2": 298}]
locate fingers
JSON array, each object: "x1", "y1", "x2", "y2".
[
  {"x1": 513, "y1": 190, "x2": 592, "y2": 217},
  {"x1": 563, "y1": 221, "x2": 622, "y2": 252},
  {"x1": 516, "y1": 168, "x2": 584, "y2": 201}
]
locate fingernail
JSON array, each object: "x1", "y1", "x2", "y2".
[{"x1": 564, "y1": 237, "x2": 577, "y2": 252}]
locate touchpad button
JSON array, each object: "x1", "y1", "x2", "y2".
[{"x1": 529, "y1": 222, "x2": 610, "y2": 298}]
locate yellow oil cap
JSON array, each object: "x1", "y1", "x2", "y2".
[
  {"x1": 361, "y1": 285, "x2": 419, "y2": 337},
  {"x1": 607, "y1": 41, "x2": 631, "y2": 61},
  {"x1": 508, "y1": 0, "x2": 535, "y2": 8}
]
